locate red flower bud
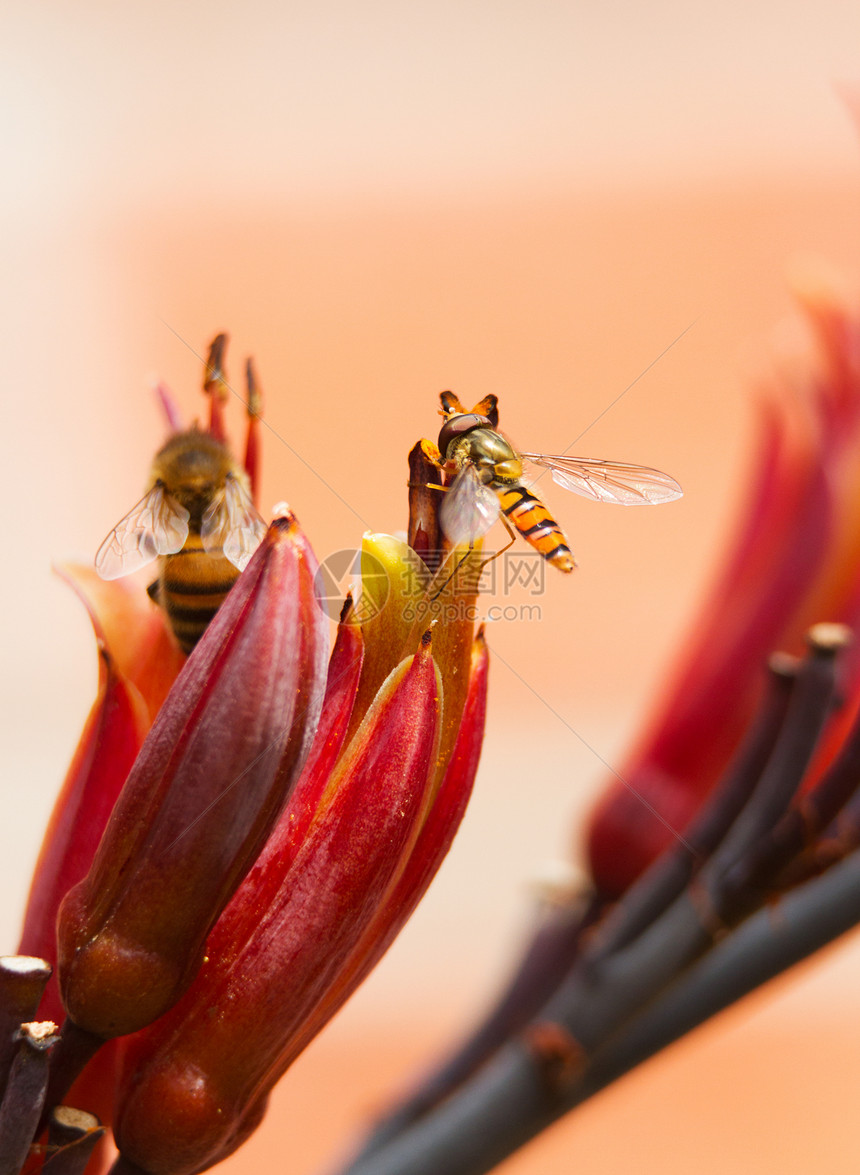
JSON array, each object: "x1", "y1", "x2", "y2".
[
  {"x1": 114, "y1": 633, "x2": 442, "y2": 1174},
  {"x1": 56, "y1": 514, "x2": 327, "y2": 1040},
  {"x1": 287, "y1": 626, "x2": 490, "y2": 1061},
  {"x1": 587, "y1": 266, "x2": 860, "y2": 895}
]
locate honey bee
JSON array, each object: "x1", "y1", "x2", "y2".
[
  {"x1": 435, "y1": 391, "x2": 683, "y2": 570},
  {"x1": 95, "y1": 339, "x2": 267, "y2": 652}
]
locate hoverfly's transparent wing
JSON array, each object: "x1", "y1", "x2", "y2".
[
  {"x1": 95, "y1": 483, "x2": 190, "y2": 580},
  {"x1": 522, "y1": 453, "x2": 683, "y2": 505},
  {"x1": 439, "y1": 464, "x2": 501, "y2": 545},
  {"x1": 201, "y1": 473, "x2": 267, "y2": 571}
]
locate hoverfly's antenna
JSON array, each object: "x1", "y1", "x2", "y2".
[
  {"x1": 439, "y1": 390, "x2": 468, "y2": 418},
  {"x1": 472, "y1": 394, "x2": 499, "y2": 429},
  {"x1": 203, "y1": 333, "x2": 230, "y2": 443}
]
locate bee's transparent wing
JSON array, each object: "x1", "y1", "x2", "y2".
[
  {"x1": 201, "y1": 474, "x2": 267, "y2": 571},
  {"x1": 522, "y1": 453, "x2": 683, "y2": 505},
  {"x1": 439, "y1": 465, "x2": 500, "y2": 544},
  {"x1": 95, "y1": 483, "x2": 190, "y2": 580}
]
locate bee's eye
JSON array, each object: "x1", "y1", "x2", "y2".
[{"x1": 438, "y1": 413, "x2": 490, "y2": 459}]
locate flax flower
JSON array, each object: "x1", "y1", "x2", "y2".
[
  {"x1": 0, "y1": 341, "x2": 488, "y2": 1175},
  {"x1": 588, "y1": 263, "x2": 860, "y2": 894}
]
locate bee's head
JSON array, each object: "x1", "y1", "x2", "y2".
[{"x1": 150, "y1": 428, "x2": 239, "y2": 514}]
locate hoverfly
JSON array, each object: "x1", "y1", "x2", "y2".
[
  {"x1": 434, "y1": 391, "x2": 682, "y2": 571},
  {"x1": 95, "y1": 337, "x2": 267, "y2": 652}
]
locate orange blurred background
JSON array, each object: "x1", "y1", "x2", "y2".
[{"x1": 3, "y1": 5, "x2": 860, "y2": 1172}]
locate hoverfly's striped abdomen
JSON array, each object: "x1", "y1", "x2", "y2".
[
  {"x1": 149, "y1": 532, "x2": 240, "y2": 654},
  {"x1": 496, "y1": 484, "x2": 575, "y2": 573}
]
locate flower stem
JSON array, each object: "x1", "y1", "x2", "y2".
[
  {"x1": 331, "y1": 627, "x2": 852, "y2": 1175},
  {"x1": 0, "y1": 956, "x2": 52, "y2": 1104},
  {"x1": 335, "y1": 849, "x2": 860, "y2": 1175},
  {"x1": 587, "y1": 650, "x2": 797, "y2": 965},
  {"x1": 39, "y1": 1020, "x2": 103, "y2": 1131},
  {"x1": 43, "y1": 1107, "x2": 106, "y2": 1175},
  {"x1": 0, "y1": 1023, "x2": 60, "y2": 1175}
]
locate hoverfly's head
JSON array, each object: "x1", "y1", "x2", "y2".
[
  {"x1": 439, "y1": 417, "x2": 523, "y2": 484},
  {"x1": 437, "y1": 412, "x2": 491, "y2": 463}
]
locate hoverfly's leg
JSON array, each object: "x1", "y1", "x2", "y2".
[
  {"x1": 244, "y1": 356, "x2": 263, "y2": 506},
  {"x1": 402, "y1": 479, "x2": 448, "y2": 495},
  {"x1": 430, "y1": 543, "x2": 476, "y2": 602},
  {"x1": 478, "y1": 512, "x2": 517, "y2": 574},
  {"x1": 418, "y1": 483, "x2": 474, "y2": 600},
  {"x1": 403, "y1": 478, "x2": 447, "y2": 493},
  {"x1": 429, "y1": 482, "x2": 517, "y2": 583},
  {"x1": 203, "y1": 333, "x2": 230, "y2": 443},
  {"x1": 424, "y1": 482, "x2": 469, "y2": 600}
]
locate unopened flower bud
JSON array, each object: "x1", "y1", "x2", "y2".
[
  {"x1": 114, "y1": 634, "x2": 442, "y2": 1174},
  {"x1": 56, "y1": 514, "x2": 327, "y2": 1040}
]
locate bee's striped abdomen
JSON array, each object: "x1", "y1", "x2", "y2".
[
  {"x1": 496, "y1": 484, "x2": 575, "y2": 572},
  {"x1": 154, "y1": 533, "x2": 240, "y2": 652}
]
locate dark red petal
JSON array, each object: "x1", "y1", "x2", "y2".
[
  {"x1": 114, "y1": 637, "x2": 441, "y2": 1175},
  {"x1": 57, "y1": 515, "x2": 327, "y2": 1040},
  {"x1": 19, "y1": 648, "x2": 148, "y2": 1023}
]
